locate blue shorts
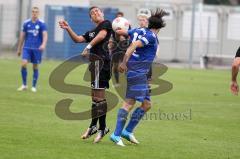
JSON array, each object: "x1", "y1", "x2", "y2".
[
  {"x1": 125, "y1": 72, "x2": 150, "y2": 102},
  {"x1": 22, "y1": 48, "x2": 42, "y2": 64}
]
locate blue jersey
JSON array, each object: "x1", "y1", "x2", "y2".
[
  {"x1": 22, "y1": 19, "x2": 47, "y2": 49},
  {"x1": 127, "y1": 28, "x2": 158, "y2": 75},
  {"x1": 127, "y1": 27, "x2": 147, "y2": 43}
]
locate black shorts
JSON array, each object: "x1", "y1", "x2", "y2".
[
  {"x1": 235, "y1": 47, "x2": 240, "y2": 58},
  {"x1": 89, "y1": 59, "x2": 111, "y2": 89}
]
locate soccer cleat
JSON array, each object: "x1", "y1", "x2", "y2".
[
  {"x1": 81, "y1": 126, "x2": 98, "y2": 139},
  {"x1": 110, "y1": 133, "x2": 125, "y2": 147},
  {"x1": 93, "y1": 127, "x2": 110, "y2": 143},
  {"x1": 17, "y1": 85, "x2": 27, "y2": 91},
  {"x1": 121, "y1": 129, "x2": 140, "y2": 144},
  {"x1": 31, "y1": 87, "x2": 37, "y2": 92}
]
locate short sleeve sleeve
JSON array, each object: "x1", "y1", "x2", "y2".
[
  {"x1": 22, "y1": 22, "x2": 27, "y2": 32},
  {"x1": 127, "y1": 29, "x2": 135, "y2": 36},
  {"x1": 139, "y1": 33, "x2": 155, "y2": 46},
  {"x1": 82, "y1": 31, "x2": 90, "y2": 43},
  {"x1": 41, "y1": 22, "x2": 47, "y2": 31},
  {"x1": 99, "y1": 20, "x2": 112, "y2": 31}
]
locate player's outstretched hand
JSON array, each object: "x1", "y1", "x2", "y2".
[
  {"x1": 230, "y1": 81, "x2": 239, "y2": 95},
  {"x1": 81, "y1": 48, "x2": 90, "y2": 58},
  {"x1": 17, "y1": 50, "x2": 21, "y2": 57},
  {"x1": 59, "y1": 20, "x2": 69, "y2": 29},
  {"x1": 39, "y1": 44, "x2": 46, "y2": 51},
  {"x1": 119, "y1": 62, "x2": 127, "y2": 73}
]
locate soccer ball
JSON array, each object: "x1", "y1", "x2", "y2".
[{"x1": 112, "y1": 17, "x2": 130, "y2": 32}]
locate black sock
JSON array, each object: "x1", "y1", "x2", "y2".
[
  {"x1": 97, "y1": 100, "x2": 107, "y2": 130},
  {"x1": 89, "y1": 101, "x2": 98, "y2": 128}
]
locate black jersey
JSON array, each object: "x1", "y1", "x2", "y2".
[
  {"x1": 82, "y1": 20, "x2": 112, "y2": 60},
  {"x1": 235, "y1": 47, "x2": 240, "y2": 58},
  {"x1": 111, "y1": 33, "x2": 130, "y2": 63},
  {"x1": 111, "y1": 33, "x2": 130, "y2": 53}
]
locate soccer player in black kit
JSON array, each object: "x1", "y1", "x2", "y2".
[{"x1": 59, "y1": 6, "x2": 112, "y2": 143}]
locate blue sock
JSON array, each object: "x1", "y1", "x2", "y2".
[
  {"x1": 32, "y1": 69, "x2": 39, "y2": 87},
  {"x1": 114, "y1": 108, "x2": 129, "y2": 136},
  {"x1": 125, "y1": 107, "x2": 145, "y2": 133},
  {"x1": 21, "y1": 67, "x2": 27, "y2": 86}
]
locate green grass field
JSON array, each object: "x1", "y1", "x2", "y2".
[{"x1": 0, "y1": 59, "x2": 239, "y2": 159}]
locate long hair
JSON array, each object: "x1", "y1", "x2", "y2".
[{"x1": 148, "y1": 8, "x2": 168, "y2": 29}]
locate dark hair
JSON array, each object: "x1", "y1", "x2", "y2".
[
  {"x1": 148, "y1": 8, "x2": 168, "y2": 29},
  {"x1": 116, "y1": 11, "x2": 124, "y2": 17},
  {"x1": 89, "y1": 6, "x2": 101, "y2": 17}
]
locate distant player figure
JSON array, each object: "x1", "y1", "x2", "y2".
[
  {"x1": 116, "y1": 11, "x2": 124, "y2": 18},
  {"x1": 230, "y1": 46, "x2": 240, "y2": 95},
  {"x1": 59, "y1": 6, "x2": 112, "y2": 143},
  {"x1": 110, "y1": 11, "x2": 130, "y2": 87},
  {"x1": 110, "y1": 9, "x2": 168, "y2": 146},
  {"x1": 17, "y1": 7, "x2": 48, "y2": 92}
]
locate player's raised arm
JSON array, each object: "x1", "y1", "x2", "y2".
[
  {"x1": 17, "y1": 32, "x2": 26, "y2": 56},
  {"x1": 119, "y1": 40, "x2": 143, "y2": 73},
  {"x1": 59, "y1": 20, "x2": 86, "y2": 43}
]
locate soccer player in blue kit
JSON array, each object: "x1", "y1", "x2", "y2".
[
  {"x1": 17, "y1": 7, "x2": 48, "y2": 92},
  {"x1": 110, "y1": 9, "x2": 168, "y2": 146},
  {"x1": 116, "y1": 9, "x2": 153, "y2": 89}
]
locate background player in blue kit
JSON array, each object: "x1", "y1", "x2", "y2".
[
  {"x1": 110, "y1": 9, "x2": 168, "y2": 146},
  {"x1": 17, "y1": 7, "x2": 48, "y2": 92}
]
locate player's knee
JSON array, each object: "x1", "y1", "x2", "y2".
[
  {"x1": 233, "y1": 58, "x2": 240, "y2": 68},
  {"x1": 122, "y1": 101, "x2": 135, "y2": 112},
  {"x1": 141, "y1": 102, "x2": 151, "y2": 112},
  {"x1": 93, "y1": 97, "x2": 105, "y2": 102},
  {"x1": 122, "y1": 105, "x2": 133, "y2": 112},
  {"x1": 141, "y1": 105, "x2": 151, "y2": 112},
  {"x1": 21, "y1": 61, "x2": 28, "y2": 67},
  {"x1": 33, "y1": 64, "x2": 38, "y2": 69}
]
